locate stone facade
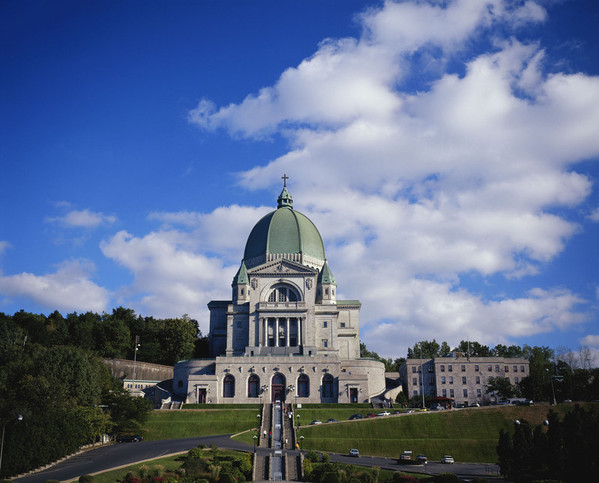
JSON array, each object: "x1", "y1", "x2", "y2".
[
  {"x1": 399, "y1": 355, "x2": 530, "y2": 406},
  {"x1": 173, "y1": 182, "x2": 386, "y2": 404}
]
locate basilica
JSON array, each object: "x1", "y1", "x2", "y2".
[{"x1": 173, "y1": 179, "x2": 386, "y2": 404}]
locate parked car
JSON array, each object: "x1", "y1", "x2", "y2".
[
  {"x1": 366, "y1": 413, "x2": 377, "y2": 418},
  {"x1": 392, "y1": 410, "x2": 401, "y2": 415},
  {"x1": 441, "y1": 455, "x2": 455, "y2": 464},
  {"x1": 349, "y1": 448, "x2": 360, "y2": 457},
  {"x1": 377, "y1": 411, "x2": 390, "y2": 416},
  {"x1": 310, "y1": 420, "x2": 322, "y2": 425},
  {"x1": 417, "y1": 454, "x2": 427, "y2": 463},
  {"x1": 349, "y1": 413, "x2": 363, "y2": 420},
  {"x1": 326, "y1": 418, "x2": 338, "y2": 423},
  {"x1": 118, "y1": 435, "x2": 143, "y2": 443}
]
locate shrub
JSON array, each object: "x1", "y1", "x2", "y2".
[
  {"x1": 434, "y1": 473, "x2": 461, "y2": 483},
  {"x1": 306, "y1": 450, "x2": 320, "y2": 462},
  {"x1": 393, "y1": 474, "x2": 419, "y2": 482},
  {"x1": 219, "y1": 473, "x2": 236, "y2": 483},
  {"x1": 321, "y1": 452, "x2": 331, "y2": 463},
  {"x1": 322, "y1": 471, "x2": 341, "y2": 483},
  {"x1": 79, "y1": 476, "x2": 95, "y2": 483}
]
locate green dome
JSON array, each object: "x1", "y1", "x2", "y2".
[{"x1": 243, "y1": 187, "x2": 326, "y2": 268}]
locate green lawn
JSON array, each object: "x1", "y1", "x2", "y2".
[
  {"x1": 143, "y1": 408, "x2": 262, "y2": 440},
  {"x1": 68, "y1": 454, "x2": 183, "y2": 483},
  {"x1": 293, "y1": 404, "x2": 589, "y2": 463}
]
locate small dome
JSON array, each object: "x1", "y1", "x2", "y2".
[{"x1": 243, "y1": 185, "x2": 326, "y2": 269}]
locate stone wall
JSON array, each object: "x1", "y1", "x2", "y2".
[{"x1": 103, "y1": 358, "x2": 173, "y2": 382}]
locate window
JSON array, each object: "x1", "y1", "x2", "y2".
[
  {"x1": 477, "y1": 389, "x2": 481, "y2": 397},
  {"x1": 412, "y1": 366, "x2": 417, "y2": 373},
  {"x1": 441, "y1": 376, "x2": 446, "y2": 384},
  {"x1": 513, "y1": 365, "x2": 518, "y2": 372},
  {"x1": 268, "y1": 285, "x2": 299, "y2": 302},
  {"x1": 413, "y1": 378, "x2": 417, "y2": 385},
  {"x1": 495, "y1": 365, "x2": 500, "y2": 372},
  {"x1": 450, "y1": 389, "x2": 454, "y2": 398},
  {"x1": 463, "y1": 389, "x2": 468, "y2": 397},
  {"x1": 448, "y1": 365, "x2": 453, "y2": 372},
  {"x1": 413, "y1": 390, "x2": 418, "y2": 397},
  {"x1": 515, "y1": 377, "x2": 519, "y2": 384},
  {"x1": 240, "y1": 288, "x2": 244, "y2": 295},
  {"x1": 521, "y1": 366, "x2": 525, "y2": 373},
  {"x1": 248, "y1": 374, "x2": 260, "y2": 398},
  {"x1": 323, "y1": 321, "x2": 328, "y2": 328},
  {"x1": 505, "y1": 366, "x2": 509, "y2": 372},
  {"x1": 322, "y1": 374, "x2": 335, "y2": 398},
  {"x1": 442, "y1": 389, "x2": 447, "y2": 397},
  {"x1": 322, "y1": 339, "x2": 328, "y2": 348},
  {"x1": 476, "y1": 376, "x2": 480, "y2": 384},
  {"x1": 223, "y1": 374, "x2": 235, "y2": 398},
  {"x1": 449, "y1": 376, "x2": 454, "y2": 384},
  {"x1": 429, "y1": 377, "x2": 435, "y2": 386},
  {"x1": 298, "y1": 374, "x2": 310, "y2": 398},
  {"x1": 462, "y1": 377, "x2": 467, "y2": 384},
  {"x1": 461, "y1": 365, "x2": 466, "y2": 372},
  {"x1": 440, "y1": 365, "x2": 445, "y2": 372},
  {"x1": 340, "y1": 322, "x2": 346, "y2": 328},
  {"x1": 475, "y1": 365, "x2": 479, "y2": 372}
]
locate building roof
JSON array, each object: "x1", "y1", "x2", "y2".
[
  {"x1": 243, "y1": 185, "x2": 326, "y2": 266},
  {"x1": 318, "y1": 260, "x2": 336, "y2": 285}
]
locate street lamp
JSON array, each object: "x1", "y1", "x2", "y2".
[
  {"x1": 0, "y1": 414, "x2": 23, "y2": 474},
  {"x1": 132, "y1": 335, "x2": 140, "y2": 394},
  {"x1": 299, "y1": 435, "x2": 304, "y2": 453},
  {"x1": 253, "y1": 434, "x2": 257, "y2": 453}
]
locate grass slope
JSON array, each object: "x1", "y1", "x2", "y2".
[
  {"x1": 294, "y1": 404, "x2": 591, "y2": 463},
  {"x1": 143, "y1": 408, "x2": 261, "y2": 441}
]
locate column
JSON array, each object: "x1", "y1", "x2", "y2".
[
  {"x1": 298, "y1": 318, "x2": 302, "y2": 346},
  {"x1": 286, "y1": 318, "x2": 290, "y2": 347},
  {"x1": 276, "y1": 317, "x2": 280, "y2": 347}
]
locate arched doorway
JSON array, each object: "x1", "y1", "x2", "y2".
[
  {"x1": 298, "y1": 373, "x2": 310, "y2": 398},
  {"x1": 272, "y1": 373, "x2": 286, "y2": 402}
]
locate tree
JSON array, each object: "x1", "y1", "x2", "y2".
[
  {"x1": 160, "y1": 315, "x2": 199, "y2": 365},
  {"x1": 486, "y1": 377, "x2": 519, "y2": 400},
  {"x1": 408, "y1": 340, "x2": 442, "y2": 358},
  {"x1": 454, "y1": 340, "x2": 492, "y2": 357}
]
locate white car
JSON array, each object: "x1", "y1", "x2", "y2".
[
  {"x1": 441, "y1": 455, "x2": 454, "y2": 464},
  {"x1": 377, "y1": 411, "x2": 390, "y2": 416},
  {"x1": 349, "y1": 448, "x2": 360, "y2": 457},
  {"x1": 310, "y1": 420, "x2": 322, "y2": 425}
]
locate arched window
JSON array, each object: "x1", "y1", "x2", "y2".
[
  {"x1": 223, "y1": 374, "x2": 235, "y2": 398},
  {"x1": 248, "y1": 374, "x2": 260, "y2": 398},
  {"x1": 322, "y1": 374, "x2": 335, "y2": 398},
  {"x1": 267, "y1": 284, "x2": 300, "y2": 302},
  {"x1": 298, "y1": 374, "x2": 310, "y2": 398}
]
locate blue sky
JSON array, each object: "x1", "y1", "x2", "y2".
[{"x1": 2, "y1": 0, "x2": 599, "y2": 364}]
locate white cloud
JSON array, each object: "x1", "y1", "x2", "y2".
[
  {"x1": 0, "y1": 259, "x2": 109, "y2": 313},
  {"x1": 0, "y1": 241, "x2": 10, "y2": 257},
  {"x1": 100, "y1": 230, "x2": 239, "y2": 331},
  {"x1": 183, "y1": 0, "x2": 599, "y2": 356},
  {"x1": 588, "y1": 207, "x2": 599, "y2": 222},
  {"x1": 46, "y1": 209, "x2": 117, "y2": 228}
]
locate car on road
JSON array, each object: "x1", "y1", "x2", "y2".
[
  {"x1": 117, "y1": 435, "x2": 143, "y2": 443},
  {"x1": 326, "y1": 418, "x2": 338, "y2": 423},
  {"x1": 377, "y1": 411, "x2": 390, "y2": 416},
  {"x1": 349, "y1": 448, "x2": 360, "y2": 457},
  {"x1": 349, "y1": 413, "x2": 363, "y2": 420},
  {"x1": 310, "y1": 420, "x2": 322, "y2": 425},
  {"x1": 366, "y1": 413, "x2": 377, "y2": 418},
  {"x1": 392, "y1": 410, "x2": 401, "y2": 415},
  {"x1": 441, "y1": 455, "x2": 455, "y2": 464},
  {"x1": 399, "y1": 450, "x2": 413, "y2": 462},
  {"x1": 417, "y1": 454, "x2": 427, "y2": 463}
]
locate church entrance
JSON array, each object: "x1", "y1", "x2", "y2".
[
  {"x1": 272, "y1": 373, "x2": 286, "y2": 402},
  {"x1": 350, "y1": 388, "x2": 358, "y2": 403},
  {"x1": 197, "y1": 388, "x2": 207, "y2": 404}
]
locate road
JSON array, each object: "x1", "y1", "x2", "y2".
[{"x1": 14, "y1": 436, "x2": 506, "y2": 482}]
